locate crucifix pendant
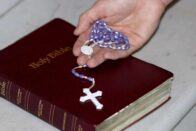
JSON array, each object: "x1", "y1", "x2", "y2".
[{"x1": 80, "y1": 88, "x2": 103, "y2": 110}]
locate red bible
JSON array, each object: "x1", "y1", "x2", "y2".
[{"x1": 0, "y1": 19, "x2": 173, "y2": 131}]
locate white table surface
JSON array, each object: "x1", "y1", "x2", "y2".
[
  {"x1": 173, "y1": 104, "x2": 196, "y2": 131},
  {"x1": 0, "y1": 0, "x2": 196, "y2": 131}
]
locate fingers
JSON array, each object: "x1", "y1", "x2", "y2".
[
  {"x1": 87, "y1": 48, "x2": 108, "y2": 68},
  {"x1": 74, "y1": 31, "x2": 142, "y2": 68},
  {"x1": 73, "y1": 30, "x2": 90, "y2": 56},
  {"x1": 76, "y1": 47, "x2": 131, "y2": 68},
  {"x1": 77, "y1": 54, "x2": 89, "y2": 66},
  {"x1": 104, "y1": 50, "x2": 129, "y2": 60},
  {"x1": 77, "y1": 46, "x2": 102, "y2": 67},
  {"x1": 74, "y1": 7, "x2": 100, "y2": 36}
]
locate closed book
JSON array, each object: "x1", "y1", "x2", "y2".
[{"x1": 0, "y1": 18, "x2": 173, "y2": 131}]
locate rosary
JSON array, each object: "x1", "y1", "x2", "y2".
[{"x1": 71, "y1": 20, "x2": 130, "y2": 110}]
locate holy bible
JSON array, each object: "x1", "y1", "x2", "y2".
[{"x1": 0, "y1": 18, "x2": 173, "y2": 131}]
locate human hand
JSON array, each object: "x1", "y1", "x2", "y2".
[{"x1": 73, "y1": 0, "x2": 172, "y2": 68}]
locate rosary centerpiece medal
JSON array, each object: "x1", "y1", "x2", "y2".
[{"x1": 72, "y1": 20, "x2": 131, "y2": 110}]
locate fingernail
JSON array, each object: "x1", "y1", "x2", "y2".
[
  {"x1": 87, "y1": 60, "x2": 96, "y2": 68},
  {"x1": 73, "y1": 48, "x2": 80, "y2": 56},
  {"x1": 74, "y1": 29, "x2": 78, "y2": 35},
  {"x1": 77, "y1": 57, "x2": 85, "y2": 66},
  {"x1": 74, "y1": 27, "x2": 81, "y2": 35}
]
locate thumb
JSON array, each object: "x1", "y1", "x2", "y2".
[{"x1": 74, "y1": 8, "x2": 100, "y2": 35}]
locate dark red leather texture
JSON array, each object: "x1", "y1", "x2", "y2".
[{"x1": 0, "y1": 18, "x2": 173, "y2": 126}]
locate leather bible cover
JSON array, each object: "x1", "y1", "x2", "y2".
[{"x1": 0, "y1": 18, "x2": 173, "y2": 131}]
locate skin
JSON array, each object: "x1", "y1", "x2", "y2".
[{"x1": 73, "y1": 0, "x2": 173, "y2": 68}]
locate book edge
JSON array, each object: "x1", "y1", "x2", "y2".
[{"x1": 96, "y1": 77, "x2": 173, "y2": 130}]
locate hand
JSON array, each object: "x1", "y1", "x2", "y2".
[{"x1": 73, "y1": 0, "x2": 170, "y2": 68}]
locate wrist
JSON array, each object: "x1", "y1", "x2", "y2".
[{"x1": 160, "y1": 0, "x2": 174, "y2": 6}]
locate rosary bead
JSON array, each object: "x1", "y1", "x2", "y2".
[{"x1": 89, "y1": 20, "x2": 130, "y2": 50}]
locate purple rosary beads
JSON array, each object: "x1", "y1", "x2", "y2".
[
  {"x1": 71, "y1": 65, "x2": 95, "y2": 87},
  {"x1": 81, "y1": 20, "x2": 130, "y2": 56},
  {"x1": 72, "y1": 20, "x2": 131, "y2": 110}
]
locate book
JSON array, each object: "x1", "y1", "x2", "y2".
[{"x1": 0, "y1": 18, "x2": 173, "y2": 131}]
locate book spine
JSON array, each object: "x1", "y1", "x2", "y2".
[{"x1": 0, "y1": 76, "x2": 95, "y2": 131}]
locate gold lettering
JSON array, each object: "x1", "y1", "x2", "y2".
[
  {"x1": 62, "y1": 112, "x2": 67, "y2": 131},
  {"x1": 38, "y1": 100, "x2": 43, "y2": 117},
  {"x1": 49, "y1": 104, "x2": 53, "y2": 124},
  {"x1": 29, "y1": 63, "x2": 39, "y2": 69},
  {"x1": 24, "y1": 91, "x2": 28, "y2": 109},
  {"x1": 74, "y1": 117, "x2": 77, "y2": 131},
  {"x1": 0, "y1": 81, "x2": 6, "y2": 96},
  {"x1": 29, "y1": 46, "x2": 72, "y2": 69},
  {"x1": 71, "y1": 116, "x2": 77, "y2": 131},
  {"x1": 78, "y1": 125, "x2": 83, "y2": 131},
  {"x1": 17, "y1": 89, "x2": 22, "y2": 105},
  {"x1": 26, "y1": 92, "x2": 31, "y2": 110},
  {"x1": 8, "y1": 81, "x2": 12, "y2": 100},
  {"x1": 47, "y1": 53, "x2": 56, "y2": 59},
  {"x1": 52, "y1": 106, "x2": 56, "y2": 124}
]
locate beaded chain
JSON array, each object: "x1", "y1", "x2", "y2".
[
  {"x1": 71, "y1": 65, "x2": 95, "y2": 89},
  {"x1": 72, "y1": 19, "x2": 131, "y2": 93},
  {"x1": 71, "y1": 20, "x2": 131, "y2": 110},
  {"x1": 80, "y1": 20, "x2": 131, "y2": 56},
  {"x1": 89, "y1": 20, "x2": 130, "y2": 50}
]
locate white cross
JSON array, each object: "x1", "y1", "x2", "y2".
[{"x1": 80, "y1": 88, "x2": 103, "y2": 110}]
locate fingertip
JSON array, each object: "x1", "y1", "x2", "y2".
[
  {"x1": 74, "y1": 27, "x2": 81, "y2": 36},
  {"x1": 103, "y1": 52, "x2": 111, "y2": 59},
  {"x1": 73, "y1": 37, "x2": 84, "y2": 57},
  {"x1": 73, "y1": 43, "x2": 81, "y2": 57},
  {"x1": 75, "y1": 8, "x2": 99, "y2": 36},
  {"x1": 75, "y1": 18, "x2": 89, "y2": 36},
  {"x1": 73, "y1": 48, "x2": 80, "y2": 57},
  {"x1": 74, "y1": 29, "x2": 79, "y2": 35},
  {"x1": 87, "y1": 60, "x2": 97, "y2": 68},
  {"x1": 87, "y1": 53, "x2": 106, "y2": 68},
  {"x1": 77, "y1": 57, "x2": 86, "y2": 66},
  {"x1": 104, "y1": 52, "x2": 117, "y2": 60}
]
